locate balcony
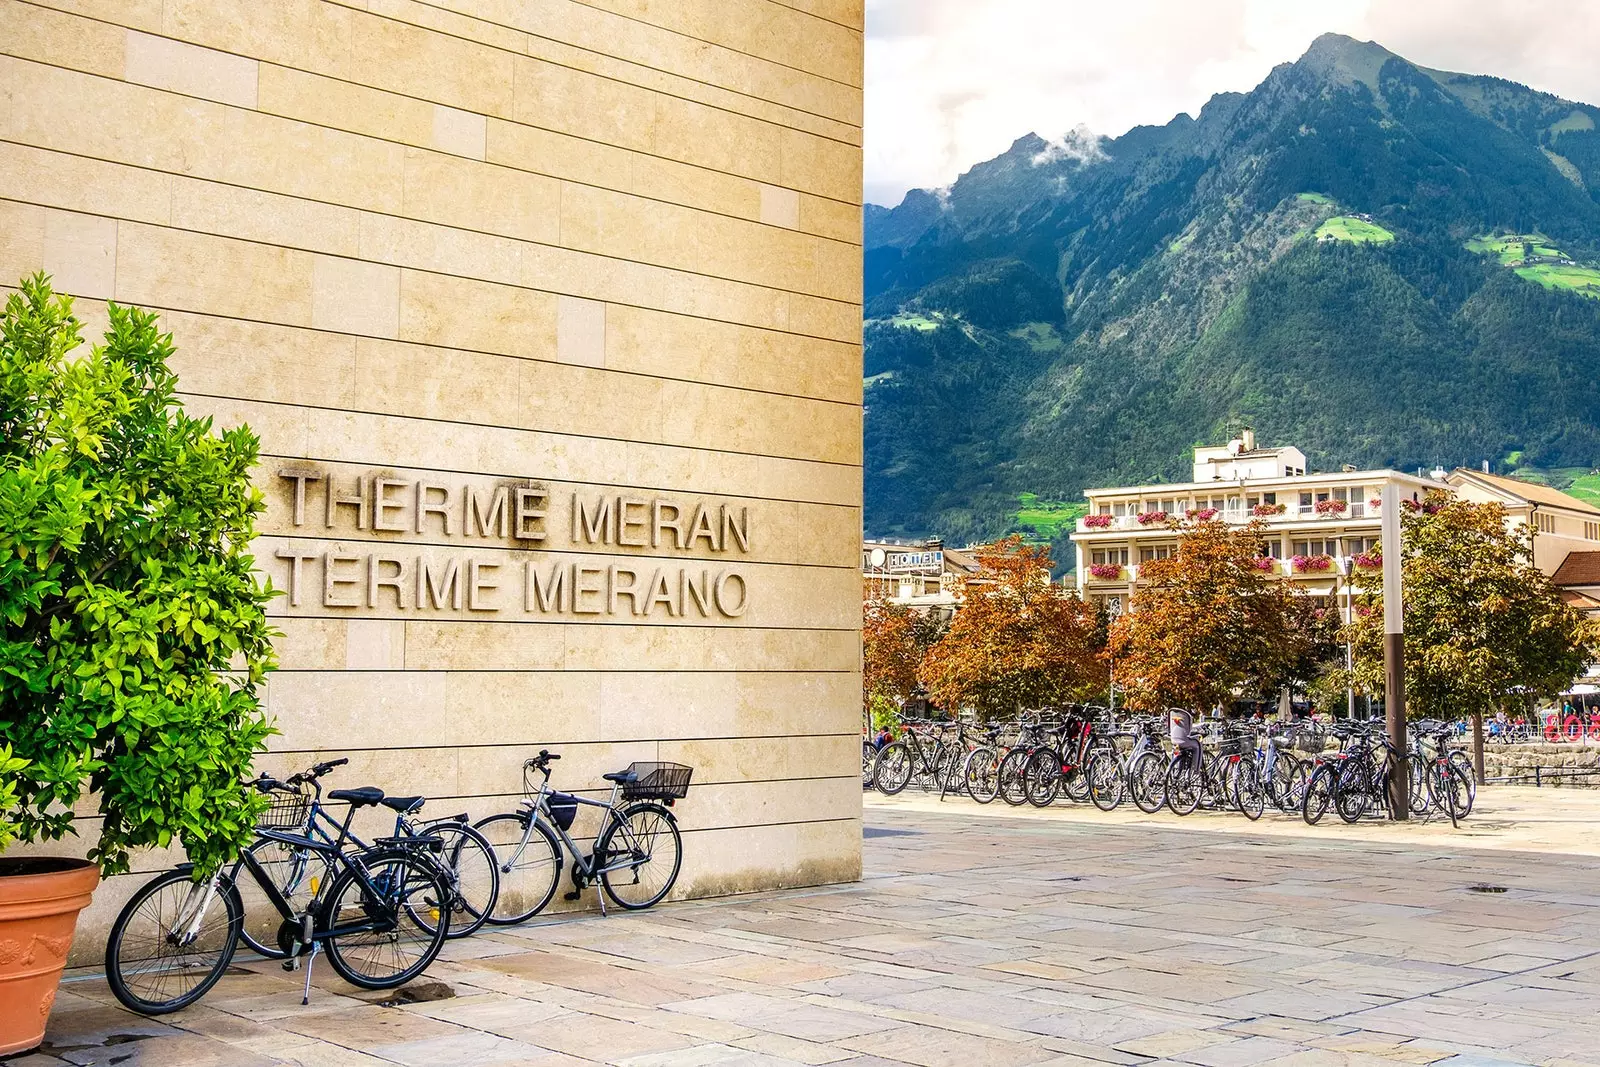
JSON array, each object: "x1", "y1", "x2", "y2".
[{"x1": 1079, "y1": 500, "x2": 1378, "y2": 532}]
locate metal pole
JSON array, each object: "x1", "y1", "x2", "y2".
[{"x1": 1381, "y1": 483, "x2": 1409, "y2": 820}]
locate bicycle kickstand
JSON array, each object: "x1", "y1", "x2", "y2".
[{"x1": 300, "y1": 941, "x2": 320, "y2": 1005}]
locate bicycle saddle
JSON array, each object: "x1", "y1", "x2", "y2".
[
  {"x1": 602, "y1": 770, "x2": 638, "y2": 784},
  {"x1": 328, "y1": 786, "x2": 385, "y2": 807},
  {"x1": 379, "y1": 795, "x2": 425, "y2": 814}
]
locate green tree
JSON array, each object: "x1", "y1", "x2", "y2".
[
  {"x1": 1343, "y1": 493, "x2": 1596, "y2": 779},
  {"x1": 1107, "y1": 520, "x2": 1302, "y2": 713},
  {"x1": 0, "y1": 275, "x2": 277, "y2": 876}
]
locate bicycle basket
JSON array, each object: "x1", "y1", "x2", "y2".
[
  {"x1": 1214, "y1": 733, "x2": 1248, "y2": 757},
  {"x1": 547, "y1": 791, "x2": 580, "y2": 831},
  {"x1": 256, "y1": 788, "x2": 309, "y2": 830},
  {"x1": 619, "y1": 762, "x2": 693, "y2": 800}
]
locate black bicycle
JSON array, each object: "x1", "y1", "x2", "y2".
[
  {"x1": 233, "y1": 759, "x2": 498, "y2": 956},
  {"x1": 105, "y1": 769, "x2": 451, "y2": 1015}
]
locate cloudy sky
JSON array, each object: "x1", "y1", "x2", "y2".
[{"x1": 865, "y1": 0, "x2": 1600, "y2": 207}]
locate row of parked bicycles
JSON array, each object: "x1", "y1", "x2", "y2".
[
  {"x1": 103, "y1": 750, "x2": 692, "y2": 1017},
  {"x1": 864, "y1": 706, "x2": 1476, "y2": 827}
]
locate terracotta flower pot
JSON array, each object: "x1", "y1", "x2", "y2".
[{"x1": 0, "y1": 858, "x2": 98, "y2": 1056}]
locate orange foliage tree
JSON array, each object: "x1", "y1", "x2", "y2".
[
  {"x1": 1107, "y1": 519, "x2": 1300, "y2": 713},
  {"x1": 863, "y1": 593, "x2": 933, "y2": 714},
  {"x1": 918, "y1": 537, "x2": 1107, "y2": 720}
]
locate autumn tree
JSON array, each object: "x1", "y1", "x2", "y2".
[
  {"x1": 1343, "y1": 493, "x2": 1596, "y2": 781},
  {"x1": 1107, "y1": 520, "x2": 1300, "y2": 713},
  {"x1": 862, "y1": 592, "x2": 943, "y2": 727},
  {"x1": 918, "y1": 537, "x2": 1106, "y2": 720}
]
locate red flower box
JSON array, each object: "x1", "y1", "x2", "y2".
[
  {"x1": 1088, "y1": 563, "x2": 1124, "y2": 580},
  {"x1": 1083, "y1": 514, "x2": 1113, "y2": 529},
  {"x1": 1252, "y1": 503, "x2": 1286, "y2": 516},
  {"x1": 1313, "y1": 499, "x2": 1348, "y2": 515},
  {"x1": 1135, "y1": 511, "x2": 1169, "y2": 525},
  {"x1": 1186, "y1": 507, "x2": 1218, "y2": 520},
  {"x1": 1290, "y1": 554, "x2": 1334, "y2": 573},
  {"x1": 1251, "y1": 556, "x2": 1277, "y2": 572},
  {"x1": 1351, "y1": 551, "x2": 1382, "y2": 570}
]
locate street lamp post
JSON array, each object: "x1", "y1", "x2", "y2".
[{"x1": 1381, "y1": 482, "x2": 1409, "y2": 820}]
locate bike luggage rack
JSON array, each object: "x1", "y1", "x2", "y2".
[{"x1": 620, "y1": 762, "x2": 694, "y2": 800}]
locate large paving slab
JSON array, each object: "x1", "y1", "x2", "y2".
[{"x1": 20, "y1": 786, "x2": 1600, "y2": 1066}]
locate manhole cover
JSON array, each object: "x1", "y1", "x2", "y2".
[
  {"x1": 1467, "y1": 884, "x2": 1508, "y2": 894},
  {"x1": 864, "y1": 827, "x2": 920, "y2": 839}
]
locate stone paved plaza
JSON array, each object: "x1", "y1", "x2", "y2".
[{"x1": 18, "y1": 787, "x2": 1600, "y2": 1067}]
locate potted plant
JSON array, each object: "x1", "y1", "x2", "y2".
[
  {"x1": 1088, "y1": 562, "x2": 1124, "y2": 580},
  {"x1": 1351, "y1": 551, "x2": 1383, "y2": 572},
  {"x1": 1082, "y1": 513, "x2": 1113, "y2": 529},
  {"x1": 1251, "y1": 556, "x2": 1277, "y2": 572},
  {"x1": 1135, "y1": 510, "x2": 1169, "y2": 525},
  {"x1": 1290, "y1": 553, "x2": 1335, "y2": 573},
  {"x1": 1313, "y1": 498, "x2": 1347, "y2": 515},
  {"x1": 1251, "y1": 502, "x2": 1286, "y2": 517},
  {"x1": 0, "y1": 277, "x2": 275, "y2": 1055},
  {"x1": 1185, "y1": 507, "x2": 1218, "y2": 521}
]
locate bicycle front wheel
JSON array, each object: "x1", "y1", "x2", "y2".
[
  {"x1": 1302, "y1": 764, "x2": 1336, "y2": 825},
  {"x1": 235, "y1": 837, "x2": 315, "y2": 959},
  {"x1": 427, "y1": 821, "x2": 500, "y2": 939},
  {"x1": 964, "y1": 747, "x2": 1001, "y2": 804},
  {"x1": 598, "y1": 803, "x2": 683, "y2": 910},
  {"x1": 1024, "y1": 749, "x2": 1060, "y2": 807},
  {"x1": 106, "y1": 869, "x2": 241, "y2": 1015},
  {"x1": 322, "y1": 850, "x2": 450, "y2": 990},
  {"x1": 996, "y1": 749, "x2": 1030, "y2": 806},
  {"x1": 1234, "y1": 759, "x2": 1265, "y2": 821},
  {"x1": 1128, "y1": 751, "x2": 1166, "y2": 814},
  {"x1": 872, "y1": 741, "x2": 913, "y2": 795},
  {"x1": 474, "y1": 812, "x2": 563, "y2": 925}
]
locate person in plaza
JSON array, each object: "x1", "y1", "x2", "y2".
[{"x1": 1563, "y1": 702, "x2": 1581, "y2": 741}]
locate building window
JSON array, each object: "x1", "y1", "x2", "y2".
[
  {"x1": 1346, "y1": 536, "x2": 1376, "y2": 555},
  {"x1": 1299, "y1": 491, "x2": 1314, "y2": 510},
  {"x1": 1139, "y1": 545, "x2": 1174, "y2": 563},
  {"x1": 1091, "y1": 548, "x2": 1130, "y2": 566},
  {"x1": 1534, "y1": 512, "x2": 1557, "y2": 535},
  {"x1": 1292, "y1": 539, "x2": 1336, "y2": 557},
  {"x1": 1263, "y1": 539, "x2": 1283, "y2": 559},
  {"x1": 1587, "y1": 521, "x2": 1600, "y2": 541}
]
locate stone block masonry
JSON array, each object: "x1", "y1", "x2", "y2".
[{"x1": 0, "y1": 0, "x2": 865, "y2": 953}]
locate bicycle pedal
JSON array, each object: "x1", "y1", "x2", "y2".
[
  {"x1": 562, "y1": 890, "x2": 582, "y2": 901},
  {"x1": 282, "y1": 957, "x2": 299, "y2": 972}
]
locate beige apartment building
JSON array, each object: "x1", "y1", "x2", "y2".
[
  {"x1": 1072, "y1": 433, "x2": 1440, "y2": 611},
  {"x1": 1073, "y1": 435, "x2": 1600, "y2": 619},
  {"x1": 1, "y1": 0, "x2": 865, "y2": 944}
]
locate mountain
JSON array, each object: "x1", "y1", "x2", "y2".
[{"x1": 864, "y1": 33, "x2": 1600, "y2": 560}]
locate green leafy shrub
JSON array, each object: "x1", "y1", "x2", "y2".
[{"x1": 0, "y1": 275, "x2": 276, "y2": 876}]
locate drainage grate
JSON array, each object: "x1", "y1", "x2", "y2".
[
  {"x1": 863, "y1": 827, "x2": 921, "y2": 839},
  {"x1": 1467, "y1": 884, "x2": 1508, "y2": 894}
]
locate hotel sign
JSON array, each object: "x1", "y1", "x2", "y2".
[{"x1": 886, "y1": 550, "x2": 943, "y2": 574}]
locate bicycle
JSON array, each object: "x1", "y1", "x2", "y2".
[
  {"x1": 474, "y1": 750, "x2": 690, "y2": 924},
  {"x1": 105, "y1": 771, "x2": 451, "y2": 1015},
  {"x1": 234, "y1": 759, "x2": 499, "y2": 956},
  {"x1": 1125, "y1": 716, "x2": 1171, "y2": 814},
  {"x1": 1025, "y1": 706, "x2": 1117, "y2": 807},
  {"x1": 873, "y1": 717, "x2": 957, "y2": 795}
]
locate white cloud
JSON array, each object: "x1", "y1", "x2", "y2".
[{"x1": 865, "y1": 0, "x2": 1600, "y2": 207}]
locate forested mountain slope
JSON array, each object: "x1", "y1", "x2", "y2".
[{"x1": 865, "y1": 34, "x2": 1600, "y2": 553}]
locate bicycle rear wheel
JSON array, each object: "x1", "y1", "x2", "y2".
[
  {"x1": 598, "y1": 803, "x2": 683, "y2": 910},
  {"x1": 322, "y1": 850, "x2": 450, "y2": 990},
  {"x1": 1233, "y1": 759, "x2": 1265, "y2": 821},
  {"x1": 1270, "y1": 754, "x2": 1307, "y2": 813},
  {"x1": 427, "y1": 821, "x2": 500, "y2": 939},
  {"x1": 106, "y1": 870, "x2": 241, "y2": 1015},
  {"x1": 1087, "y1": 752, "x2": 1125, "y2": 811},
  {"x1": 1128, "y1": 751, "x2": 1167, "y2": 814},
  {"x1": 1166, "y1": 759, "x2": 1201, "y2": 815},
  {"x1": 474, "y1": 812, "x2": 563, "y2": 925},
  {"x1": 1302, "y1": 764, "x2": 1335, "y2": 825}
]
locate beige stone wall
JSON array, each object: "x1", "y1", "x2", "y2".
[{"x1": 0, "y1": 0, "x2": 864, "y2": 944}]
